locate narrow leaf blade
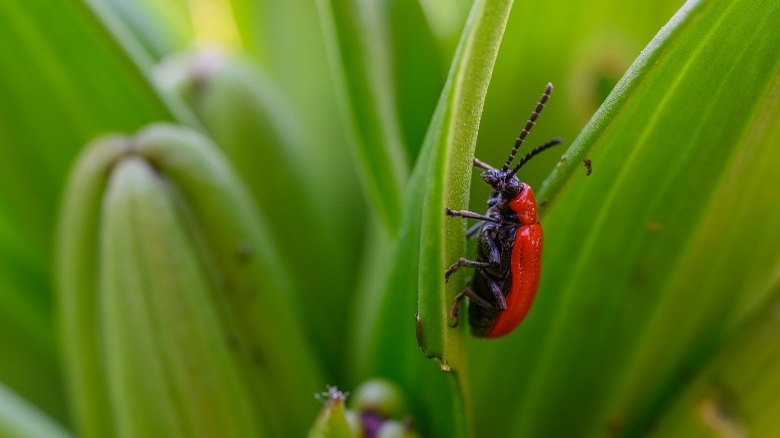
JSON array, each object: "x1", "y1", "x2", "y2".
[
  {"x1": 316, "y1": 0, "x2": 409, "y2": 232},
  {"x1": 353, "y1": 0, "x2": 517, "y2": 435}
]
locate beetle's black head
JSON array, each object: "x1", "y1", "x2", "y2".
[{"x1": 482, "y1": 169, "x2": 521, "y2": 198}]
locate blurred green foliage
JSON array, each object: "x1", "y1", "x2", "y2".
[{"x1": 0, "y1": 0, "x2": 779, "y2": 436}]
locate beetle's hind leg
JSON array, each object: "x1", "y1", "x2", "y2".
[
  {"x1": 450, "y1": 287, "x2": 493, "y2": 328},
  {"x1": 449, "y1": 273, "x2": 505, "y2": 327},
  {"x1": 445, "y1": 258, "x2": 492, "y2": 283},
  {"x1": 480, "y1": 270, "x2": 507, "y2": 310}
]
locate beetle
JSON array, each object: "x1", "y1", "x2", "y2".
[{"x1": 445, "y1": 83, "x2": 561, "y2": 338}]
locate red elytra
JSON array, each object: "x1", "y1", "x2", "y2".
[
  {"x1": 484, "y1": 187, "x2": 542, "y2": 337},
  {"x1": 445, "y1": 83, "x2": 559, "y2": 338}
]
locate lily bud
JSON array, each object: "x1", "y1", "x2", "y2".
[
  {"x1": 57, "y1": 123, "x2": 324, "y2": 437},
  {"x1": 308, "y1": 387, "x2": 353, "y2": 438},
  {"x1": 351, "y1": 378, "x2": 409, "y2": 421},
  {"x1": 376, "y1": 420, "x2": 421, "y2": 438}
]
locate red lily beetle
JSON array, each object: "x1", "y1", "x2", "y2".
[{"x1": 445, "y1": 83, "x2": 560, "y2": 338}]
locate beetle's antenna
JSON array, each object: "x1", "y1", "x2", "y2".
[
  {"x1": 502, "y1": 83, "x2": 553, "y2": 171},
  {"x1": 506, "y1": 138, "x2": 562, "y2": 179}
]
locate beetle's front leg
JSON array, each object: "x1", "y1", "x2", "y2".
[
  {"x1": 444, "y1": 258, "x2": 492, "y2": 283},
  {"x1": 473, "y1": 158, "x2": 495, "y2": 171},
  {"x1": 445, "y1": 208, "x2": 498, "y2": 223}
]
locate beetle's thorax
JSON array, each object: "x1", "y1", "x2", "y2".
[{"x1": 482, "y1": 168, "x2": 538, "y2": 225}]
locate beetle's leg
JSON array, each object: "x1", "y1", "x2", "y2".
[
  {"x1": 473, "y1": 158, "x2": 495, "y2": 171},
  {"x1": 449, "y1": 288, "x2": 493, "y2": 327},
  {"x1": 450, "y1": 290, "x2": 467, "y2": 327},
  {"x1": 445, "y1": 208, "x2": 498, "y2": 223},
  {"x1": 466, "y1": 222, "x2": 484, "y2": 239},
  {"x1": 445, "y1": 258, "x2": 492, "y2": 283},
  {"x1": 481, "y1": 227, "x2": 501, "y2": 264},
  {"x1": 480, "y1": 270, "x2": 507, "y2": 309}
]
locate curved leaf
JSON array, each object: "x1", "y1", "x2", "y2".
[
  {"x1": 653, "y1": 287, "x2": 780, "y2": 436},
  {"x1": 0, "y1": 241, "x2": 63, "y2": 424},
  {"x1": 99, "y1": 0, "x2": 194, "y2": 59},
  {"x1": 0, "y1": 1, "x2": 197, "y2": 419},
  {"x1": 474, "y1": 0, "x2": 683, "y2": 190},
  {"x1": 226, "y1": 0, "x2": 361, "y2": 214},
  {"x1": 381, "y1": 0, "x2": 446, "y2": 162},
  {"x1": 0, "y1": 210, "x2": 64, "y2": 421},
  {"x1": 316, "y1": 0, "x2": 409, "y2": 232},
  {"x1": 0, "y1": 383, "x2": 70, "y2": 438},
  {"x1": 0, "y1": 0, "x2": 176, "y2": 267}
]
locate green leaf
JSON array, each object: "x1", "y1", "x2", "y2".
[
  {"x1": 0, "y1": 237, "x2": 65, "y2": 424},
  {"x1": 475, "y1": 0, "x2": 683, "y2": 192},
  {"x1": 219, "y1": 2, "x2": 370, "y2": 344},
  {"x1": 381, "y1": 0, "x2": 446, "y2": 162},
  {"x1": 0, "y1": 383, "x2": 71, "y2": 438},
  {"x1": 0, "y1": 211, "x2": 65, "y2": 422},
  {"x1": 226, "y1": 0, "x2": 367, "y2": 239},
  {"x1": 98, "y1": 0, "x2": 195, "y2": 59},
  {"x1": 316, "y1": 0, "x2": 409, "y2": 232},
  {"x1": 351, "y1": 0, "x2": 516, "y2": 435},
  {"x1": 0, "y1": 1, "x2": 196, "y2": 420},
  {"x1": 653, "y1": 289, "x2": 780, "y2": 436},
  {"x1": 0, "y1": 0, "x2": 176, "y2": 268},
  {"x1": 467, "y1": 0, "x2": 780, "y2": 435}
]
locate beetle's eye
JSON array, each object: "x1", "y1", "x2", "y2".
[{"x1": 503, "y1": 178, "x2": 521, "y2": 195}]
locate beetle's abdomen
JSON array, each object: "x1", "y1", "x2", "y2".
[
  {"x1": 486, "y1": 223, "x2": 542, "y2": 338},
  {"x1": 468, "y1": 271, "x2": 504, "y2": 337}
]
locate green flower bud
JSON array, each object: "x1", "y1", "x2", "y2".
[
  {"x1": 308, "y1": 387, "x2": 352, "y2": 438},
  {"x1": 57, "y1": 123, "x2": 324, "y2": 437},
  {"x1": 345, "y1": 409, "x2": 365, "y2": 438},
  {"x1": 376, "y1": 420, "x2": 420, "y2": 438},
  {"x1": 351, "y1": 378, "x2": 409, "y2": 420}
]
